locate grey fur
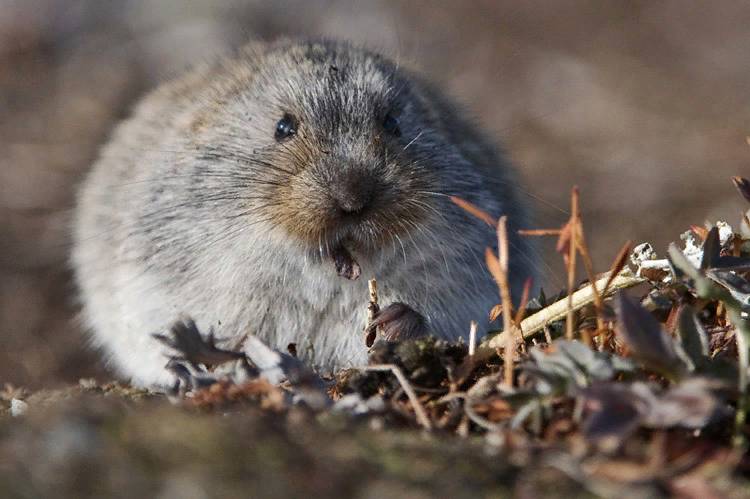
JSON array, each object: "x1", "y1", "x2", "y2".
[{"x1": 72, "y1": 40, "x2": 534, "y2": 387}]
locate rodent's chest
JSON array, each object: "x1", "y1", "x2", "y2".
[
  {"x1": 184, "y1": 250, "x2": 368, "y2": 319},
  {"x1": 153, "y1": 225, "x2": 400, "y2": 339},
  {"x1": 184, "y1": 270, "x2": 368, "y2": 348}
]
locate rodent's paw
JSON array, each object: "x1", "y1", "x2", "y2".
[
  {"x1": 152, "y1": 318, "x2": 245, "y2": 368},
  {"x1": 367, "y1": 302, "x2": 429, "y2": 343}
]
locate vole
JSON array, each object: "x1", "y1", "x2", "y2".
[{"x1": 72, "y1": 39, "x2": 534, "y2": 387}]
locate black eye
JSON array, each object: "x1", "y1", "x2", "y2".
[
  {"x1": 275, "y1": 113, "x2": 297, "y2": 142},
  {"x1": 382, "y1": 113, "x2": 401, "y2": 137}
]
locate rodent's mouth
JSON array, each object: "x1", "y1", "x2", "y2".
[
  {"x1": 300, "y1": 215, "x2": 384, "y2": 256},
  {"x1": 300, "y1": 231, "x2": 366, "y2": 282},
  {"x1": 303, "y1": 223, "x2": 386, "y2": 279},
  {"x1": 270, "y1": 159, "x2": 439, "y2": 271},
  {"x1": 275, "y1": 186, "x2": 436, "y2": 273},
  {"x1": 292, "y1": 198, "x2": 435, "y2": 267},
  {"x1": 314, "y1": 231, "x2": 366, "y2": 260}
]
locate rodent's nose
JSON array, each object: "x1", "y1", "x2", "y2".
[{"x1": 331, "y1": 170, "x2": 376, "y2": 215}]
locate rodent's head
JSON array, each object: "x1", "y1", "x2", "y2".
[{"x1": 189, "y1": 40, "x2": 476, "y2": 258}]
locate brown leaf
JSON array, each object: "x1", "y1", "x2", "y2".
[
  {"x1": 732, "y1": 176, "x2": 750, "y2": 204},
  {"x1": 485, "y1": 247, "x2": 503, "y2": 290},
  {"x1": 640, "y1": 267, "x2": 670, "y2": 282},
  {"x1": 690, "y1": 225, "x2": 709, "y2": 242},
  {"x1": 488, "y1": 303, "x2": 503, "y2": 322},
  {"x1": 471, "y1": 397, "x2": 513, "y2": 422},
  {"x1": 188, "y1": 379, "x2": 286, "y2": 411}
]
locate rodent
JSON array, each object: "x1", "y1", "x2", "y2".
[{"x1": 72, "y1": 39, "x2": 535, "y2": 387}]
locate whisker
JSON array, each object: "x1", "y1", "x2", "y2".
[{"x1": 403, "y1": 130, "x2": 424, "y2": 151}]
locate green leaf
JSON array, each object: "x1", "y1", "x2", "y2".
[
  {"x1": 614, "y1": 292, "x2": 690, "y2": 381},
  {"x1": 675, "y1": 304, "x2": 709, "y2": 367},
  {"x1": 700, "y1": 226, "x2": 721, "y2": 270}
]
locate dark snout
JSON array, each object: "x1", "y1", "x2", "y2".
[{"x1": 328, "y1": 167, "x2": 378, "y2": 216}]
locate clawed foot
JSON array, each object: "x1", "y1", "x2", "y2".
[
  {"x1": 364, "y1": 302, "x2": 429, "y2": 347},
  {"x1": 153, "y1": 318, "x2": 249, "y2": 394}
]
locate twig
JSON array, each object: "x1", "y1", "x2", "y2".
[
  {"x1": 463, "y1": 396, "x2": 503, "y2": 432},
  {"x1": 518, "y1": 229, "x2": 563, "y2": 236},
  {"x1": 514, "y1": 277, "x2": 532, "y2": 354},
  {"x1": 367, "y1": 279, "x2": 379, "y2": 321},
  {"x1": 497, "y1": 216, "x2": 516, "y2": 388},
  {"x1": 364, "y1": 279, "x2": 380, "y2": 347},
  {"x1": 598, "y1": 240, "x2": 633, "y2": 350},
  {"x1": 543, "y1": 326, "x2": 553, "y2": 344},
  {"x1": 449, "y1": 196, "x2": 497, "y2": 227},
  {"x1": 366, "y1": 364, "x2": 432, "y2": 430},
  {"x1": 487, "y1": 271, "x2": 645, "y2": 348},
  {"x1": 469, "y1": 321, "x2": 478, "y2": 356},
  {"x1": 566, "y1": 187, "x2": 580, "y2": 340},
  {"x1": 602, "y1": 241, "x2": 633, "y2": 296},
  {"x1": 513, "y1": 277, "x2": 532, "y2": 326},
  {"x1": 574, "y1": 209, "x2": 603, "y2": 343},
  {"x1": 436, "y1": 392, "x2": 502, "y2": 432}
]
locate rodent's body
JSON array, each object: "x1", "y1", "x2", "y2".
[{"x1": 73, "y1": 40, "x2": 534, "y2": 387}]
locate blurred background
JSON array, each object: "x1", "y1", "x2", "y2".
[{"x1": 1, "y1": 0, "x2": 748, "y2": 387}]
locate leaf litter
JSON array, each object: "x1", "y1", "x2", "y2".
[{"x1": 4, "y1": 176, "x2": 750, "y2": 497}]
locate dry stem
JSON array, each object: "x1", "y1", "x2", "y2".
[
  {"x1": 566, "y1": 187, "x2": 579, "y2": 340},
  {"x1": 602, "y1": 241, "x2": 633, "y2": 295},
  {"x1": 449, "y1": 196, "x2": 497, "y2": 228},
  {"x1": 518, "y1": 229, "x2": 563, "y2": 236},
  {"x1": 364, "y1": 279, "x2": 380, "y2": 346},
  {"x1": 573, "y1": 207, "x2": 604, "y2": 344},
  {"x1": 469, "y1": 321, "x2": 478, "y2": 356},
  {"x1": 487, "y1": 271, "x2": 644, "y2": 348},
  {"x1": 366, "y1": 364, "x2": 432, "y2": 430},
  {"x1": 367, "y1": 279, "x2": 379, "y2": 321},
  {"x1": 497, "y1": 216, "x2": 516, "y2": 388}
]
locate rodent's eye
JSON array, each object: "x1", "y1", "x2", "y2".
[
  {"x1": 382, "y1": 113, "x2": 401, "y2": 137},
  {"x1": 275, "y1": 113, "x2": 298, "y2": 142}
]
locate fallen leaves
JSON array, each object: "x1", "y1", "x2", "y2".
[
  {"x1": 69, "y1": 175, "x2": 750, "y2": 494},
  {"x1": 582, "y1": 378, "x2": 723, "y2": 450}
]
